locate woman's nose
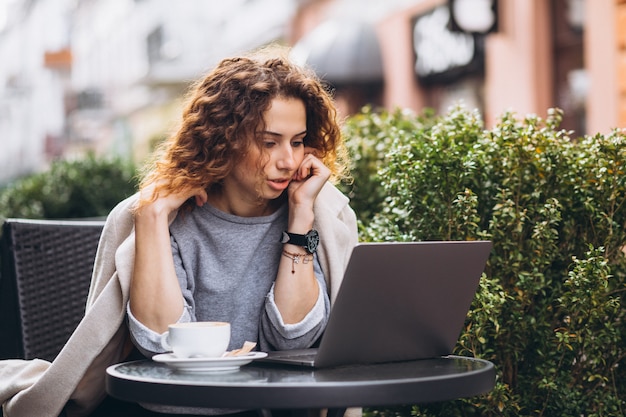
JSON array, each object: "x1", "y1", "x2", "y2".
[{"x1": 276, "y1": 145, "x2": 297, "y2": 170}]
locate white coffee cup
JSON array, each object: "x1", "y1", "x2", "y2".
[{"x1": 161, "y1": 321, "x2": 230, "y2": 358}]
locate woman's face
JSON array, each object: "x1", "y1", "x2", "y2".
[{"x1": 221, "y1": 96, "x2": 307, "y2": 215}]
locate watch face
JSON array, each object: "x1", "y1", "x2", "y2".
[{"x1": 306, "y1": 229, "x2": 320, "y2": 253}]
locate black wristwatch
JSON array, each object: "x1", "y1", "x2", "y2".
[{"x1": 281, "y1": 229, "x2": 319, "y2": 254}]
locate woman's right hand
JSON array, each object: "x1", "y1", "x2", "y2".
[
  {"x1": 136, "y1": 183, "x2": 208, "y2": 218},
  {"x1": 130, "y1": 183, "x2": 207, "y2": 333}
]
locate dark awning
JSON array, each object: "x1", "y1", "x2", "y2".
[{"x1": 291, "y1": 19, "x2": 384, "y2": 85}]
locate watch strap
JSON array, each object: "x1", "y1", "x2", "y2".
[
  {"x1": 281, "y1": 231, "x2": 308, "y2": 247},
  {"x1": 280, "y1": 229, "x2": 319, "y2": 254}
]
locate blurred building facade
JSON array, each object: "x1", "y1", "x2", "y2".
[
  {"x1": 374, "y1": 0, "x2": 612, "y2": 135},
  {"x1": 0, "y1": 0, "x2": 75, "y2": 182},
  {"x1": 293, "y1": 0, "x2": 621, "y2": 137},
  {"x1": 0, "y1": 0, "x2": 623, "y2": 184}
]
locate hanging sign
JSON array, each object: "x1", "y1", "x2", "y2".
[{"x1": 412, "y1": 5, "x2": 485, "y2": 85}]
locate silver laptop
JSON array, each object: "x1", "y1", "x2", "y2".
[{"x1": 261, "y1": 240, "x2": 492, "y2": 368}]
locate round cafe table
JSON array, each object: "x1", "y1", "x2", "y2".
[{"x1": 106, "y1": 355, "x2": 495, "y2": 415}]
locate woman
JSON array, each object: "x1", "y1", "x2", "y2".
[
  {"x1": 128, "y1": 45, "x2": 357, "y2": 356},
  {"x1": 119, "y1": 46, "x2": 358, "y2": 415}
]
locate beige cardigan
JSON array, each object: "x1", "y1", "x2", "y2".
[{"x1": 0, "y1": 182, "x2": 358, "y2": 417}]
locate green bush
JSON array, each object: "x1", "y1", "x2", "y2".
[
  {"x1": 339, "y1": 106, "x2": 438, "y2": 229},
  {"x1": 0, "y1": 154, "x2": 138, "y2": 220},
  {"x1": 343, "y1": 106, "x2": 626, "y2": 416}
]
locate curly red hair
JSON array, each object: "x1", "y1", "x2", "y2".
[{"x1": 136, "y1": 46, "x2": 349, "y2": 210}]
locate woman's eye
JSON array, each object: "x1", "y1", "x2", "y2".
[
  {"x1": 263, "y1": 141, "x2": 276, "y2": 148},
  {"x1": 292, "y1": 140, "x2": 304, "y2": 147}
]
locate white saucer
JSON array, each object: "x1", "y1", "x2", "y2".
[{"x1": 152, "y1": 352, "x2": 268, "y2": 373}]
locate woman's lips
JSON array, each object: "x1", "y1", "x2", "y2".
[{"x1": 267, "y1": 178, "x2": 291, "y2": 191}]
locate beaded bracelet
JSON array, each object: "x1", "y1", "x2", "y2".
[{"x1": 282, "y1": 250, "x2": 314, "y2": 274}]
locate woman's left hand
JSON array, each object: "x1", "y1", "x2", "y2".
[
  {"x1": 287, "y1": 149, "x2": 330, "y2": 207},
  {"x1": 277, "y1": 148, "x2": 327, "y2": 323}
]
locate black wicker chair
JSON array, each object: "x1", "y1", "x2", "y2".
[{"x1": 0, "y1": 218, "x2": 105, "y2": 362}]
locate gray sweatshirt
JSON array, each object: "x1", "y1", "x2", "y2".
[{"x1": 127, "y1": 201, "x2": 330, "y2": 356}]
